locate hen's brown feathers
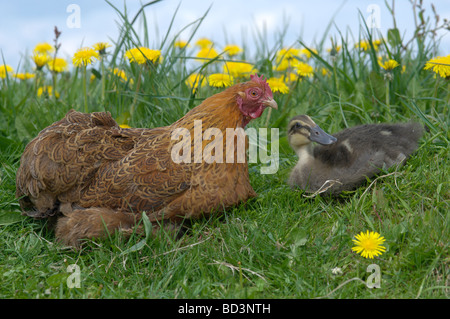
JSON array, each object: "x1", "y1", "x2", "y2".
[
  {"x1": 17, "y1": 109, "x2": 253, "y2": 219},
  {"x1": 16, "y1": 111, "x2": 137, "y2": 215},
  {"x1": 15, "y1": 77, "x2": 275, "y2": 246}
]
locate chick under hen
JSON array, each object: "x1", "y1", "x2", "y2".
[{"x1": 16, "y1": 74, "x2": 277, "y2": 247}]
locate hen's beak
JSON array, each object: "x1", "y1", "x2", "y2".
[{"x1": 263, "y1": 98, "x2": 278, "y2": 110}]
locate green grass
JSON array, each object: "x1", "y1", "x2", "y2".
[{"x1": 0, "y1": 1, "x2": 448, "y2": 299}]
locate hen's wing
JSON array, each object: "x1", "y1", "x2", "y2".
[
  {"x1": 80, "y1": 130, "x2": 255, "y2": 222},
  {"x1": 79, "y1": 128, "x2": 193, "y2": 216},
  {"x1": 15, "y1": 110, "x2": 148, "y2": 217}
]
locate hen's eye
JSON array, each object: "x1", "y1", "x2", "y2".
[{"x1": 250, "y1": 90, "x2": 258, "y2": 97}]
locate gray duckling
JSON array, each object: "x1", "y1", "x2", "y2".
[{"x1": 287, "y1": 115, "x2": 424, "y2": 195}]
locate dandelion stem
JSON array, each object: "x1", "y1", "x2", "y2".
[
  {"x1": 385, "y1": 80, "x2": 390, "y2": 107},
  {"x1": 431, "y1": 76, "x2": 440, "y2": 111},
  {"x1": 82, "y1": 65, "x2": 88, "y2": 113},
  {"x1": 52, "y1": 71, "x2": 57, "y2": 99},
  {"x1": 34, "y1": 70, "x2": 40, "y2": 95},
  {"x1": 100, "y1": 57, "x2": 106, "y2": 107},
  {"x1": 130, "y1": 66, "x2": 142, "y2": 117},
  {"x1": 385, "y1": 79, "x2": 392, "y2": 121}
]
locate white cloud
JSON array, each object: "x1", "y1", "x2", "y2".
[{"x1": 253, "y1": 12, "x2": 279, "y2": 35}]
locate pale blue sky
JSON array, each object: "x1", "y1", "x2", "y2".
[{"x1": 1, "y1": 0, "x2": 449, "y2": 69}]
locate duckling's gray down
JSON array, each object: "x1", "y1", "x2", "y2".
[{"x1": 287, "y1": 115, "x2": 424, "y2": 195}]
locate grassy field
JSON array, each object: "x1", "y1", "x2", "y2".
[{"x1": 0, "y1": 1, "x2": 448, "y2": 299}]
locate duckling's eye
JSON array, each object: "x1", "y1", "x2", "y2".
[{"x1": 294, "y1": 122, "x2": 302, "y2": 129}]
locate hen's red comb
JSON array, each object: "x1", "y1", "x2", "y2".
[{"x1": 250, "y1": 74, "x2": 273, "y2": 97}]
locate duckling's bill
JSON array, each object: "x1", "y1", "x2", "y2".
[
  {"x1": 309, "y1": 125, "x2": 337, "y2": 145},
  {"x1": 288, "y1": 115, "x2": 337, "y2": 148}
]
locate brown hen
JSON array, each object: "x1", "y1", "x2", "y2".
[{"x1": 16, "y1": 74, "x2": 277, "y2": 247}]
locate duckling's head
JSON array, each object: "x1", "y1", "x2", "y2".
[{"x1": 288, "y1": 115, "x2": 337, "y2": 153}]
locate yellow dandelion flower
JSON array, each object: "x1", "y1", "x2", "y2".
[
  {"x1": 37, "y1": 85, "x2": 59, "y2": 99},
  {"x1": 321, "y1": 67, "x2": 331, "y2": 77},
  {"x1": 275, "y1": 48, "x2": 308, "y2": 71},
  {"x1": 112, "y1": 68, "x2": 127, "y2": 81},
  {"x1": 34, "y1": 42, "x2": 54, "y2": 54},
  {"x1": 208, "y1": 73, "x2": 234, "y2": 88},
  {"x1": 266, "y1": 77, "x2": 289, "y2": 94},
  {"x1": 195, "y1": 38, "x2": 213, "y2": 49},
  {"x1": 73, "y1": 47, "x2": 99, "y2": 67},
  {"x1": 356, "y1": 40, "x2": 380, "y2": 51},
  {"x1": 93, "y1": 42, "x2": 111, "y2": 55},
  {"x1": 379, "y1": 59, "x2": 400, "y2": 71},
  {"x1": 356, "y1": 40, "x2": 370, "y2": 51},
  {"x1": 299, "y1": 48, "x2": 317, "y2": 59},
  {"x1": 185, "y1": 73, "x2": 206, "y2": 92},
  {"x1": 223, "y1": 61, "x2": 254, "y2": 78},
  {"x1": 224, "y1": 44, "x2": 243, "y2": 57},
  {"x1": 373, "y1": 39, "x2": 383, "y2": 47},
  {"x1": 14, "y1": 72, "x2": 35, "y2": 80},
  {"x1": 327, "y1": 45, "x2": 341, "y2": 54},
  {"x1": 424, "y1": 54, "x2": 450, "y2": 78},
  {"x1": 281, "y1": 72, "x2": 299, "y2": 82},
  {"x1": 196, "y1": 47, "x2": 220, "y2": 62},
  {"x1": 274, "y1": 59, "x2": 291, "y2": 72},
  {"x1": 48, "y1": 57, "x2": 68, "y2": 73},
  {"x1": 0, "y1": 64, "x2": 13, "y2": 78},
  {"x1": 174, "y1": 40, "x2": 190, "y2": 49},
  {"x1": 295, "y1": 61, "x2": 314, "y2": 77},
  {"x1": 111, "y1": 68, "x2": 133, "y2": 85},
  {"x1": 32, "y1": 53, "x2": 50, "y2": 70},
  {"x1": 125, "y1": 47, "x2": 162, "y2": 65},
  {"x1": 352, "y1": 230, "x2": 386, "y2": 259},
  {"x1": 276, "y1": 48, "x2": 301, "y2": 62}
]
